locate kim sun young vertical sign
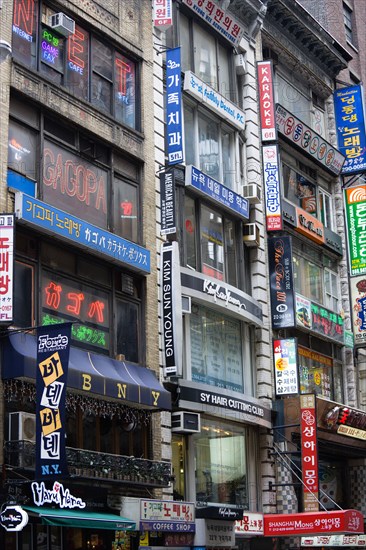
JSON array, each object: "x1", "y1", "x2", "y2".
[{"x1": 36, "y1": 323, "x2": 71, "y2": 480}]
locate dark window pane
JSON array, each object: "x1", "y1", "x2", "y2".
[
  {"x1": 225, "y1": 220, "x2": 237, "y2": 287},
  {"x1": 115, "y1": 52, "x2": 136, "y2": 128},
  {"x1": 65, "y1": 24, "x2": 89, "y2": 100},
  {"x1": 91, "y1": 73, "x2": 112, "y2": 113},
  {"x1": 13, "y1": 261, "x2": 33, "y2": 327},
  {"x1": 92, "y1": 38, "x2": 113, "y2": 80},
  {"x1": 83, "y1": 412, "x2": 97, "y2": 450},
  {"x1": 184, "y1": 195, "x2": 196, "y2": 270},
  {"x1": 116, "y1": 300, "x2": 139, "y2": 362},
  {"x1": 100, "y1": 416, "x2": 113, "y2": 453},
  {"x1": 8, "y1": 120, "x2": 37, "y2": 179},
  {"x1": 200, "y1": 204, "x2": 224, "y2": 281},
  {"x1": 113, "y1": 178, "x2": 138, "y2": 242},
  {"x1": 12, "y1": 0, "x2": 38, "y2": 69}
]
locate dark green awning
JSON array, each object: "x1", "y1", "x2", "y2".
[{"x1": 24, "y1": 506, "x2": 136, "y2": 530}]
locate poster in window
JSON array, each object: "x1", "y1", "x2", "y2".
[{"x1": 268, "y1": 236, "x2": 295, "y2": 329}]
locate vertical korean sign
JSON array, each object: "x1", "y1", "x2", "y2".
[
  {"x1": 268, "y1": 236, "x2": 295, "y2": 329},
  {"x1": 344, "y1": 186, "x2": 366, "y2": 276},
  {"x1": 300, "y1": 394, "x2": 319, "y2": 512},
  {"x1": 273, "y1": 338, "x2": 298, "y2": 397},
  {"x1": 334, "y1": 85, "x2": 366, "y2": 175},
  {"x1": 153, "y1": 0, "x2": 173, "y2": 29},
  {"x1": 0, "y1": 215, "x2": 14, "y2": 325},
  {"x1": 262, "y1": 144, "x2": 282, "y2": 231},
  {"x1": 166, "y1": 47, "x2": 184, "y2": 165},
  {"x1": 36, "y1": 323, "x2": 71, "y2": 480}
]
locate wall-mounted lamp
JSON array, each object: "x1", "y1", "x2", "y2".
[{"x1": 0, "y1": 40, "x2": 12, "y2": 64}]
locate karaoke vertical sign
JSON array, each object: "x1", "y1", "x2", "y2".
[{"x1": 36, "y1": 323, "x2": 71, "y2": 480}]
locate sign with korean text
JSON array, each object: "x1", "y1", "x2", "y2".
[
  {"x1": 311, "y1": 303, "x2": 344, "y2": 344},
  {"x1": 15, "y1": 193, "x2": 150, "y2": 273},
  {"x1": 185, "y1": 165, "x2": 249, "y2": 220},
  {"x1": 300, "y1": 394, "x2": 319, "y2": 512},
  {"x1": 351, "y1": 275, "x2": 366, "y2": 346},
  {"x1": 184, "y1": 71, "x2": 245, "y2": 130},
  {"x1": 334, "y1": 85, "x2": 366, "y2": 174},
  {"x1": 140, "y1": 499, "x2": 195, "y2": 532},
  {"x1": 301, "y1": 535, "x2": 366, "y2": 547},
  {"x1": 205, "y1": 520, "x2": 235, "y2": 547},
  {"x1": 160, "y1": 171, "x2": 176, "y2": 235},
  {"x1": 166, "y1": 48, "x2": 184, "y2": 165},
  {"x1": 36, "y1": 322, "x2": 71, "y2": 480},
  {"x1": 295, "y1": 206, "x2": 325, "y2": 244},
  {"x1": 262, "y1": 145, "x2": 282, "y2": 231},
  {"x1": 235, "y1": 512, "x2": 264, "y2": 536},
  {"x1": 320, "y1": 401, "x2": 366, "y2": 440},
  {"x1": 153, "y1": 0, "x2": 173, "y2": 29},
  {"x1": 161, "y1": 242, "x2": 183, "y2": 377},
  {"x1": 257, "y1": 61, "x2": 276, "y2": 142},
  {"x1": 276, "y1": 105, "x2": 345, "y2": 176},
  {"x1": 182, "y1": 0, "x2": 244, "y2": 47},
  {"x1": 344, "y1": 186, "x2": 366, "y2": 276},
  {"x1": 264, "y1": 510, "x2": 364, "y2": 537},
  {"x1": 31, "y1": 480, "x2": 86, "y2": 509},
  {"x1": 268, "y1": 236, "x2": 295, "y2": 329},
  {"x1": 0, "y1": 214, "x2": 14, "y2": 325},
  {"x1": 273, "y1": 338, "x2": 298, "y2": 397}
]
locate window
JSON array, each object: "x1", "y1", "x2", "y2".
[
  {"x1": 319, "y1": 188, "x2": 334, "y2": 228},
  {"x1": 8, "y1": 119, "x2": 37, "y2": 179},
  {"x1": 183, "y1": 196, "x2": 242, "y2": 287},
  {"x1": 180, "y1": 13, "x2": 232, "y2": 98},
  {"x1": 184, "y1": 104, "x2": 236, "y2": 189},
  {"x1": 12, "y1": 0, "x2": 139, "y2": 130},
  {"x1": 193, "y1": 418, "x2": 248, "y2": 506},
  {"x1": 188, "y1": 303, "x2": 254, "y2": 395},
  {"x1": 343, "y1": 3, "x2": 354, "y2": 44},
  {"x1": 276, "y1": 73, "x2": 311, "y2": 125},
  {"x1": 298, "y1": 346, "x2": 333, "y2": 399},
  {"x1": 293, "y1": 244, "x2": 340, "y2": 312}
]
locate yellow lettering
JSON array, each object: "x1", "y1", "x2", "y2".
[
  {"x1": 117, "y1": 383, "x2": 127, "y2": 399},
  {"x1": 82, "y1": 373, "x2": 91, "y2": 391},
  {"x1": 152, "y1": 391, "x2": 160, "y2": 406}
]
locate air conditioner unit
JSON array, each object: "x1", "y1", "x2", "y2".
[
  {"x1": 182, "y1": 295, "x2": 191, "y2": 314},
  {"x1": 172, "y1": 411, "x2": 200, "y2": 434},
  {"x1": 49, "y1": 13, "x2": 75, "y2": 36},
  {"x1": 242, "y1": 184, "x2": 261, "y2": 205},
  {"x1": 9, "y1": 412, "x2": 36, "y2": 442},
  {"x1": 235, "y1": 53, "x2": 246, "y2": 75},
  {"x1": 243, "y1": 223, "x2": 260, "y2": 247}
]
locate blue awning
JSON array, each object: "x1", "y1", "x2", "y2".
[{"x1": 2, "y1": 332, "x2": 171, "y2": 410}]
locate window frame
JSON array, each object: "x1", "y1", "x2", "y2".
[{"x1": 343, "y1": 2, "x2": 354, "y2": 44}]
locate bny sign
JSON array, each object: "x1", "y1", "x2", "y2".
[
  {"x1": 257, "y1": 61, "x2": 276, "y2": 142},
  {"x1": 0, "y1": 214, "x2": 14, "y2": 325},
  {"x1": 263, "y1": 510, "x2": 364, "y2": 537}
]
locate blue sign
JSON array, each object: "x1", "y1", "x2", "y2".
[
  {"x1": 166, "y1": 48, "x2": 184, "y2": 165},
  {"x1": 15, "y1": 193, "x2": 150, "y2": 273},
  {"x1": 185, "y1": 165, "x2": 249, "y2": 220},
  {"x1": 334, "y1": 85, "x2": 366, "y2": 174}
]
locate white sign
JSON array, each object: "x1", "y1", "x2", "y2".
[
  {"x1": 0, "y1": 214, "x2": 14, "y2": 324},
  {"x1": 301, "y1": 535, "x2": 366, "y2": 547},
  {"x1": 184, "y1": 71, "x2": 245, "y2": 130},
  {"x1": 235, "y1": 512, "x2": 264, "y2": 536},
  {"x1": 140, "y1": 499, "x2": 195, "y2": 521},
  {"x1": 31, "y1": 481, "x2": 86, "y2": 509},
  {"x1": 0, "y1": 506, "x2": 29, "y2": 532},
  {"x1": 205, "y1": 520, "x2": 235, "y2": 547},
  {"x1": 262, "y1": 145, "x2": 282, "y2": 231},
  {"x1": 153, "y1": 0, "x2": 173, "y2": 29}
]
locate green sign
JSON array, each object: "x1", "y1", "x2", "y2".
[
  {"x1": 344, "y1": 186, "x2": 366, "y2": 276},
  {"x1": 311, "y1": 303, "x2": 344, "y2": 344},
  {"x1": 344, "y1": 330, "x2": 354, "y2": 348}
]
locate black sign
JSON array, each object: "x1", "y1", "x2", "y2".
[
  {"x1": 160, "y1": 171, "x2": 176, "y2": 235},
  {"x1": 0, "y1": 506, "x2": 28, "y2": 532},
  {"x1": 196, "y1": 505, "x2": 244, "y2": 521},
  {"x1": 36, "y1": 322, "x2": 72, "y2": 480},
  {"x1": 268, "y1": 236, "x2": 295, "y2": 329}
]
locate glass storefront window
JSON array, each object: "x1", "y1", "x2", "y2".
[
  {"x1": 190, "y1": 303, "x2": 243, "y2": 393},
  {"x1": 282, "y1": 164, "x2": 316, "y2": 214},
  {"x1": 194, "y1": 418, "x2": 247, "y2": 506}
]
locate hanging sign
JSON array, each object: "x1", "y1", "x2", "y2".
[
  {"x1": 160, "y1": 171, "x2": 176, "y2": 235},
  {"x1": 344, "y1": 186, "x2": 366, "y2": 277},
  {"x1": 262, "y1": 144, "x2": 282, "y2": 231},
  {"x1": 351, "y1": 275, "x2": 366, "y2": 346},
  {"x1": 166, "y1": 47, "x2": 184, "y2": 165},
  {"x1": 257, "y1": 61, "x2": 277, "y2": 142},
  {"x1": 0, "y1": 505, "x2": 28, "y2": 532},
  {"x1": 300, "y1": 394, "x2": 319, "y2": 512},
  {"x1": 153, "y1": 0, "x2": 173, "y2": 29},
  {"x1": 273, "y1": 338, "x2": 298, "y2": 396},
  {"x1": 268, "y1": 236, "x2": 295, "y2": 329},
  {"x1": 0, "y1": 214, "x2": 14, "y2": 325}
]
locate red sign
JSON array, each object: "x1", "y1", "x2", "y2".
[
  {"x1": 257, "y1": 61, "x2": 276, "y2": 142},
  {"x1": 264, "y1": 510, "x2": 364, "y2": 537},
  {"x1": 301, "y1": 394, "x2": 319, "y2": 511}
]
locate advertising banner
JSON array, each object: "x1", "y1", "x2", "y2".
[
  {"x1": 334, "y1": 85, "x2": 366, "y2": 174},
  {"x1": 300, "y1": 394, "x2": 319, "y2": 512},
  {"x1": 273, "y1": 338, "x2": 298, "y2": 397},
  {"x1": 0, "y1": 214, "x2": 14, "y2": 325},
  {"x1": 351, "y1": 275, "x2": 366, "y2": 346},
  {"x1": 344, "y1": 186, "x2": 366, "y2": 276},
  {"x1": 36, "y1": 322, "x2": 72, "y2": 480},
  {"x1": 268, "y1": 236, "x2": 295, "y2": 329},
  {"x1": 166, "y1": 47, "x2": 184, "y2": 165},
  {"x1": 262, "y1": 144, "x2": 282, "y2": 231}
]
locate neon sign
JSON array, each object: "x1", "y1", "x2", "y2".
[
  {"x1": 13, "y1": 0, "x2": 35, "y2": 39},
  {"x1": 41, "y1": 28, "x2": 60, "y2": 65},
  {"x1": 68, "y1": 27, "x2": 85, "y2": 75}
]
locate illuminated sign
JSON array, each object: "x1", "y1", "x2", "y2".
[
  {"x1": 344, "y1": 186, "x2": 366, "y2": 276},
  {"x1": 0, "y1": 506, "x2": 28, "y2": 532},
  {"x1": 31, "y1": 481, "x2": 86, "y2": 509},
  {"x1": 334, "y1": 85, "x2": 366, "y2": 174},
  {"x1": 262, "y1": 144, "x2": 282, "y2": 231},
  {"x1": 276, "y1": 104, "x2": 345, "y2": 175},
  {"x1": 13, "y1": 0, "x2": 36, "y2": 41},
  {"x1": 300, "y1": 394, "x2": 319, "y2": 512},
  {"x1": 310, "y1": 303, "x2": 343, "y2": 344},
  {"x1": 182, "y1": 0, "x2": 244, "y2": 47},
  {"x1": 15, "y1": 193, "x2": 150, "y2": 273},
  {"x1": 273, "y1": 338, "x2": 298, "y2": 396},
  {"x1": 0, "y1": 215, "x2": 14, "y2": 325},
  {"x1": 322, "y1": 403, "x2": 366, "y2": 433},
  {"x1": 41, "y1": 28, "x2": 62, "y2": 69},
  {"x1": 257, "y1": 61, "x2": 276, "y2": 142}
]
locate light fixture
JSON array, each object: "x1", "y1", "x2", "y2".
[{"x1": 0, "y1": 40, "x2": 12, "y2": 64}]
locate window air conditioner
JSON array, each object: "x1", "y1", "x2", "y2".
[
  {"x1": 9, "y1": 412, "x2": 36, "y2": 442},
  {"x1": 235, "y1": 53, "x2": 246, "y2": 75},
  {"x1": 243, "y1": 223, "x2": 260, "y2": 247},
  {"x1": 172, "y1": 411, "x2": 201, "y2": 434},
  {"x1": 49, "y1": 13, "x2": 75, "y2": 36},
  {"x1": 242, "y1": 184, "x2": 261, "y2": 205}
]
